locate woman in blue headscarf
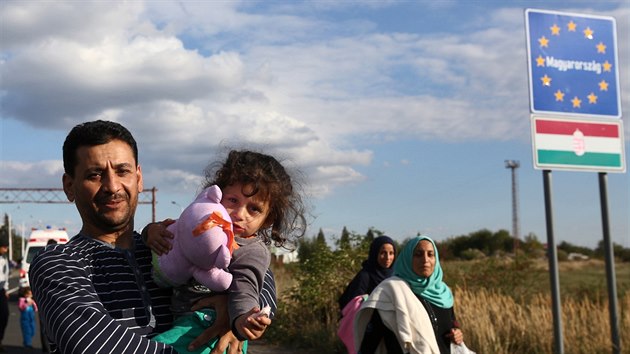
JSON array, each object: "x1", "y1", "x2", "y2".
[{"x1": 354, "y1": 236, "x2": 464, "y2": 354}]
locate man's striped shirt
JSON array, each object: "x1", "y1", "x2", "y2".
[{"x1": 29, "y1": 233, "x2": 175, "y2": 354}]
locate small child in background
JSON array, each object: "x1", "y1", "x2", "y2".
[{"x1": 18, "y1": 286, "x2": 38, "y2": 348}]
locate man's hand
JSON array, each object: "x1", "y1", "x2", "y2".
[
  {"x1": 209, "y1": 331, "x2": 242, "y2": 354},
  {"x1": 143, "y1": 219, "x2": 175, "y2": 255},
  {"x1": 187, "y1": 295, "x2": 233, "y2": 352}
]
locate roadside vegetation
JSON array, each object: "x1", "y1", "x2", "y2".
[
  {"x1": 3, "y1": 219, "x2": 627, "y2": 353},
  {"x1": 266, "y1": 227, "x2": 630, "y2": 354}
]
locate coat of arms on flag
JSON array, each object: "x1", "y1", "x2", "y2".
[{"x1": 531, "y1": 116, "x2": 625, "y2": 172}]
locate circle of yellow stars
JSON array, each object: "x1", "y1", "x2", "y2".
[{"x1": 534, "y1": 20, "x2": 612, "y2": 108}]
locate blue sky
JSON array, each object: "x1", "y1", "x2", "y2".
[{"x1": 1, "y1": 1, "x2": 628, "y2": 250}]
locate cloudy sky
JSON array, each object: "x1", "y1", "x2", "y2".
[{"x1": 1, "y1": 0, "x2": 628, "y2": 249}]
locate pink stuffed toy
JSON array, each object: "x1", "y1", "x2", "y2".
[{"x1": 152, "y1": 185, "x2": 238, "y2": 292}]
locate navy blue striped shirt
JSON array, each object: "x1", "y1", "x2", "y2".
[
  {"x1": 29, "y1": 233, "x2": 175, "y2": 354},
  {"x1": 260, "y1": 268, "x2": 277, "y2": 319}
]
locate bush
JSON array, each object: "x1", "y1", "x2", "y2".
[
  {"x1": 459, "y1": 248, "x2": 486, "y2": 260},
  {"x1": 443, "y1": 256, "x2": 544, "y2": 301},
  {"x1": 557, "y1": 249, "x2": 568, "y2": 261},
  {"x1": 266, "y1": 232, "x2": 370, "y2": 352}
]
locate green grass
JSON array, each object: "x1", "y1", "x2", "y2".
[
  {"x1": 558, "y1": 259, "x2": 630, "y2": 301},
  {"x1": 442, "y1": 257, "x2": 630, "y2": 302}
]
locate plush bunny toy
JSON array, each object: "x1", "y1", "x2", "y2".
[{"x1": 152, "y1": 185, "x2": 238, "y2": 292}]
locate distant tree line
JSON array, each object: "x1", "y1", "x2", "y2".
[{"x1": 298, "y1": 226, "x2": 630, "y2": 263}]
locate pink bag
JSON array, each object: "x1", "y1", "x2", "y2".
[{"x1": 337, "y1": 295, "x2": 367, "y2": 354}]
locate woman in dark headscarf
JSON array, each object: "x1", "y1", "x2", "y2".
[
  {"x1": 338, "y1": 236, "x2": 397, "y2": 354},
  {"x1": 339, "y1": 235, "x2": 397, "y2": 311}
]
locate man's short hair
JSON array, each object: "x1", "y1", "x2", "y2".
[{"x1": 62, "y1": 120, "x2": 139, "y2": 176}]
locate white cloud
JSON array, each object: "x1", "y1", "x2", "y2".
[
  {"x1": 141, "y1": 167, "x2": 203, "y2": 196},
  {"x1": 0, "y1": 160, "x2": 63, "y2": 187},
  {"x1": 1, "y1": 26, "x2": 246, "y2": 127},
  {"x1": 228, "y1": 12, "x2": 532, "y2": 142},
  {"x1": 309, "y1": 165, "x2": 367, "y2": 197},
  {"x1": 1, "y1": 1, "x2": 146, "y2": 48},
  {"x1": 1, "y1": 0, "x2": 627, "y2": 200}
]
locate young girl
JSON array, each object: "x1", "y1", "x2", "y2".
[
  {"x1": 18, "y1": 286, "x2": 38, "y2": 348},
  {"x1": 147, "y1": 150, "x2": 307, "y2": 353}
]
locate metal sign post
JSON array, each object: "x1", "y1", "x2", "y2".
[
  {"x1": 598, "y1": 172, "x2": 621, "y2": 354},
  {"x1": 542, "y1": 170, "x2": 564, "y2": 354}
]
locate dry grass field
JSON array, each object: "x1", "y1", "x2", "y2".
[
  {"x1": 456, "y1": 287, "x2": 629, "y2": 353},
  {"x1": 449, "y1": 258, "x2": 629, "y2": 353},
  {"x1": 269, "y1": 257, "x2": 629, "y2": 353}
]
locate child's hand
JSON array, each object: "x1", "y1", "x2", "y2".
[
  {"x1": 248, "y1": 305, "x2": 271, "y2": 320},
  {"x1": 143, "y1": 219, "x2": 175, "y2": 255},
  {"x1": 234, "y1": 306, "x2": 272, "y2": 340}
]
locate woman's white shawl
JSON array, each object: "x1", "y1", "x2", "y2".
[{"x1": 354, "y1": 276, "x2": 440, "y2": 354}]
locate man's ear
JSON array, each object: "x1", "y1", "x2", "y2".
[
  {"x1": 62, "y1": 173, "x2": 75, "y2": 202},
  {"x1": 137, "y1": 164, "x2": 144, "y2": 193}
]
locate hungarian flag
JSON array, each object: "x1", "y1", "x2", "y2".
[{"x1": 532, "y1": 116, "x2": 625, "y2": 172}]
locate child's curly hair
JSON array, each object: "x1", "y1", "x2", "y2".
[{"x1": 203, "y1": 150, "x2": 307, "y2": 248}]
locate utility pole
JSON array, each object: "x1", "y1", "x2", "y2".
[
  {"x1": 8, "y1": 213, "x2": 12, "y2": 263},
  {"x1": 505, "y1": 160, "x2": 520, "y2": 252}
]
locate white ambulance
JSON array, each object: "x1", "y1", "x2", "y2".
[{"x1": 19, "y1": 226, "x2": 70, "y2": 288}]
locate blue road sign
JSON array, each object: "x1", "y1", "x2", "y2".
[{"x1": 525, "y1": 9, "x2": 621, "y2": 118}]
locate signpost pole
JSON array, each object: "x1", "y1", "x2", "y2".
[
  {"x1": 543, "y1": 170, "x2": 563, "y2": 354},
  {"x1": 598, "y1": 172, "x2": 621, "y2": 354}
]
